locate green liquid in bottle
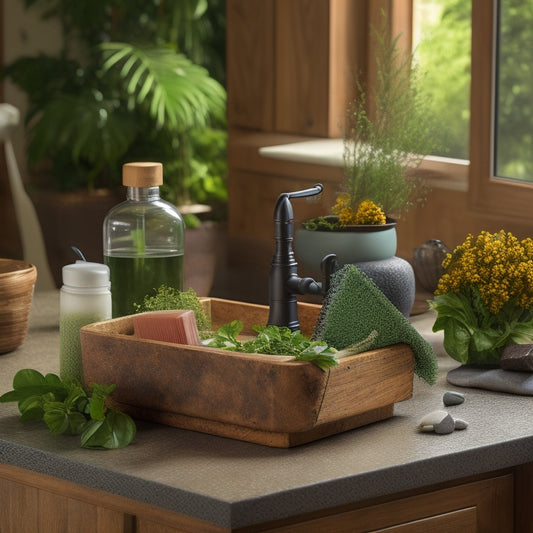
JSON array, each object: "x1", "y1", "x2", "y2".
[{"x1": 104, "y1": 254, "x2": 184, "y2": 317}]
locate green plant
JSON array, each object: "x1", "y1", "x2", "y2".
[
  {"x1": 0, "y1": 369, "x2": 136, "y2": 449},
  {"x1": 134, "y1": 284, "x2": 211, "y2": 331},
  {"x1": 339, "y1": 16, "x2": 438, "y2": 221},
  {"x1": 430, "y1": 230, "x2": 533, "y2": 364},
  {"x1": 205, "y1": 320, "x2": 339, "y2": 371},
  {"x1": 3, "y1": 0, "x2": 227, "y2": 213}
]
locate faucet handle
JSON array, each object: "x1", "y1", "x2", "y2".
[
  {"x1": 321, "y1": 254, "x2": 339, "y2": 295},
  {"x1": 286, "y1": 184, "x2": 323, "y2": 199}
]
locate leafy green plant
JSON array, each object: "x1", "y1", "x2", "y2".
[
  {"x1": 0, "y1": 369, "x2": 136, "y2": 449},
  {"x1": 3, "y1": 0, "x2": 227, "y2": 212},
  {"x1": 205, "y1": 320, "x2": 339, "y2": 371},
  {"x1": 430, "y1": 230, "x2": 533, "y2": 364},
  {"x1": 302, "y1": 215, "x2": 343, "y2": 232}
]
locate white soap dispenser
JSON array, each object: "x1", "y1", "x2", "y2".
[{"x1": 59, "y1": 261, "x2": 112, "y2": 383}]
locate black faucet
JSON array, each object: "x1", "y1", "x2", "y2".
[{"x1": 267, "y1": 184, "x2": 338, "y2": 331}]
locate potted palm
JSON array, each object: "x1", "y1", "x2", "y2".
[
  {"x1": 3, "y1": 0, "x2": 227, "y2": 287},
  {"x1": 295, "y1": 19, "x2": 438, "y2": 315}
]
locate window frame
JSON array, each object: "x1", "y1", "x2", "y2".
[{"x1": 469, "y1": 0, "x2": 533, "y2": 218}]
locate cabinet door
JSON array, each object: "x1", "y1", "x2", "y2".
[
  {"x1": 0, "y1": 477, "x2": 131, "y2": 533},
  {"x1": 370, "y1": 507, "x2": 477, "y2": 532},
  {"x1": 262, "y1": 474, "x2": 513, "y2": 533}
]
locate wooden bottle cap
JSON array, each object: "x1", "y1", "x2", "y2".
[{"x1": 122, "y1": 162, "x2": 163, "y2": 187}]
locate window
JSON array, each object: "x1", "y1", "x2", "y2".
[
  {"x1": 411, "y1": 0, "x2": 533, "y2": 217},
  {"x1": 470, "y1": 0, "x2": 533, "y2": 217},
  {"x1": 413, "y1": 0, "x2": 471, "y2": 161},
  {"x1": 494, "y1": 0, "x2": 533, "y2": 182}
]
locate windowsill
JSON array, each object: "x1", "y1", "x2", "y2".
[{"x1": 259, "y1": 138, "x2": 469, "y2": 192}]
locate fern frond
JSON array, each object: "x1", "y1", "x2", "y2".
[{"x1": 99, "y1": 43, "x2": 226, "y2": 132}]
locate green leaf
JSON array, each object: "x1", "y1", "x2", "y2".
[
  {"x1": 88, "y1": 383, "x2": 115, "y2": 421},
  {"x1": 18, "y1": 395, "x2": 45, "y2": 421},
  {"x1": 431, "y1": 290, "x2": 533, "y2": 365},
  {"x1": 80, "y1": 419, "x2": 107, "y2": 448},
  {"x1": 43, "y1": 402, "x2": 70, "y2": 435},
  {"x1": 0, "y1": 369, "x2": 68, "y2": 403},
  {"x1": 20, "y1": 407, "x2": 46, "y2": 423},
  {"x1": 80, "y1": 411, "x2": 135, "y2": 449},
  {"x1": 99, "y1": 43, "x2": 226, "y2": 132},
  {"x1": 100, "y1": 410, "x2": 137, "y2": 449},
  {"x1": 0, "y1": 390, "x2": 23, "y2": 403},
  {"x1": 69, "y1": 412, "x2": 89, "y2": 435},
  {"x1": 294, "y1": 351, "x2": 339, "y2": 370},
  {"x1": 1, "y1": 368, "x2": 136, "y2": 449}
]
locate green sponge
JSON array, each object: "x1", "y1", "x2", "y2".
[{"x1": 313, "y1": 264, "x2": 438, "y2": 385}]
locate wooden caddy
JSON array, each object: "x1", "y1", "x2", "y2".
[{"x1": 80, "y1": 298, "x2": 414, "y2": 447}]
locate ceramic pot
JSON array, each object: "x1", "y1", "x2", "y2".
[
  {"x1": 295, "y1": 219, "x2": 416, "y2": 316},
  {"x1": 295, "y1": 221, "x2": 397, "y2": 275},
  {"x1": 413, "y1": 239, "x2": 450, "y2": 293}
]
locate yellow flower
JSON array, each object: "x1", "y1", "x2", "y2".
[
  {"x1": 331, "y1": 195, "x2": 386, "y2": 226},
  {"x1": 354, "y1": 200, "x2": 386, "y2": 225},
  {"x1": 435, "y1": 230, "x2": 533, "y2": 314},
  {"x1": 338, "y1": 207, "x2": 358, "y2": 225},
  {"x1": 331, "y1": 193, "x2": 351, "y2": 215}
]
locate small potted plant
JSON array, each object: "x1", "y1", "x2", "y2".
[
  {"x1": 295, "y1": 18, "x2": 437, "y2": 271},
  {"x1": 430, "y1": 230, "x2": 533, "y2": 365}
]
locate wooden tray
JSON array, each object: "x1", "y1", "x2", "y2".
[{"x1": 80, "y1": 298, "x2": 414, "y2": 447}]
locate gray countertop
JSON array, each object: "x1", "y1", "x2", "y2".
[{"x1": 2, "y1": 291, "x2": 533, "y2": 529}]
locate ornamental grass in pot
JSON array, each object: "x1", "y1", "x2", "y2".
[{"x1": 296, "y1": 19, "x2": 438, "y2": 271}]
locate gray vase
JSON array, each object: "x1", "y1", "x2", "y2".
[{"x1": 355, "y1": 257, "x2": 416, "y2": 318}]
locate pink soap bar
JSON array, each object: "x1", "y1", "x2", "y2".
[{"x1": 132, "y1": 310, "x2": 201, "y2": 345}]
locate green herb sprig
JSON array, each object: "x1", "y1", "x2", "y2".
[
  {"x1": 0, "y1": 369, "x2": 136, "y2": 449},
  {"x1": 205, "y1": 320, "x2": 338, "y2": 371},
  {"x1": 134, "y1": 285, "x2": 211, "y2": 331}
]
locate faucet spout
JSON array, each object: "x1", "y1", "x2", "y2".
[{"x1": 267, "y1": 185, "x2": 338, "y2": 331}]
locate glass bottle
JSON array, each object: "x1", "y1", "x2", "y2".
[
  {"x1": 103, "y1": 162, "x2": 185, "y2": 317},
  {"x1": 60, "y1": 261, "x2": 112, "y2": 383}
]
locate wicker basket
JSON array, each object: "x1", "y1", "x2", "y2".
[{"x1": 0, "y1": 259, "x2": 37, "y2": 354}]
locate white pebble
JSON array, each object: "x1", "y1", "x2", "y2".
[{"x1": 418, "y1": 410, "x2": 455, "y2": 434}]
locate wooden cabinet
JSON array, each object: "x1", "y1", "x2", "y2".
[
  {"x1": 0, "y1": 464, "x2": 224, "y2": 533},
  {"x1": 0, "y1": 476, "x2": 131, "y2": 533},
  {"x1": 258, "y1": 475, "x2": 513, "y2": 533},
  {"x1": 0, "y1": 463, "x2": 522, "y2": 533}
]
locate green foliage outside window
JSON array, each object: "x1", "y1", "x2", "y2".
[
  {"x1": 495, "y1": 0, "x2": 533, "y2": 181},
  {"x1": 416, "y1": 0, "x2": 533, "y2": 182},
  {"x1": 414, "y1": 0, "x2": 471, "y2": 161}
]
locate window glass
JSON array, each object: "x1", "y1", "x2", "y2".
[
  {"x1": 412, "y1": 0, "x2": 471, "y2": 160},
  {"x1": 494, "y1": 0, "x2": 533, "y2": 181}
]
